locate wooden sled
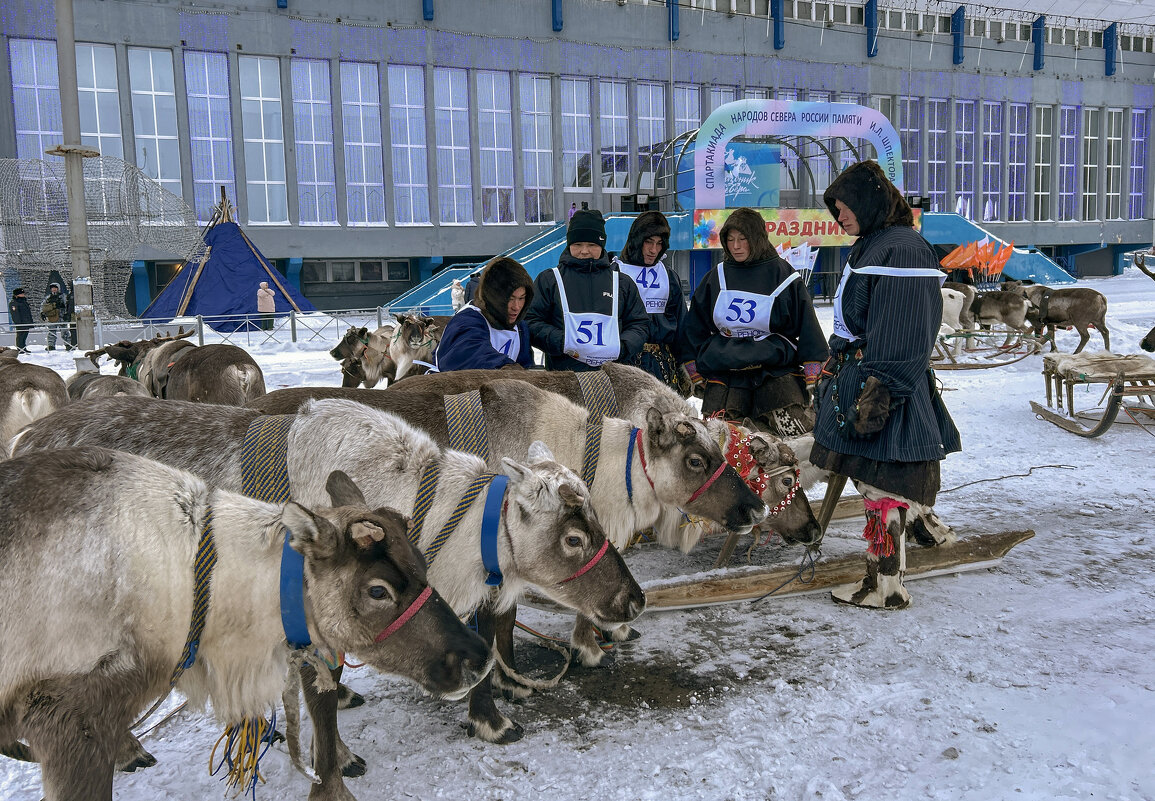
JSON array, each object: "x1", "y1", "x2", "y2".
[
  {"x1": 523, "y1": 530, "x2": 1034, "y2": 614},
  {"x1": 932, "y1": 331, "x2": 1041, "y2": 370},
  {"x1": 1030, "y1": 352, "x2": 1155, "y2": 437}
]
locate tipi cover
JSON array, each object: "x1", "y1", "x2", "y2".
[{"x1": 142, "y1": 196, "x2": 315, "y2": 333}]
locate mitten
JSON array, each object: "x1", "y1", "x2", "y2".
[
  {"x1": 683, "y1": 360, "x2": 704, "y2": 386},
  {"x1": 802, "y1": 360, "x2": 824, "y2": 386},
  {"x1": 853, "y1": 375, "x2": 891, "y2": 436}
]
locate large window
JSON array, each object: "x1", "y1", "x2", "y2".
[
  {"x1": 1033, "y1": 105, "x2": 1053, "y2": 221},
  {"x1": 76, "y1": 44, "x2": 122, "y2": 159},
  {"x1": 600, "y1": 79, "x2": 629, "y2": 190},
  {"x1": 128, "y1": 47, "x2": 181, "y2": 196},
  {"x1": 185, "y1": 51, "x2": 236, "y2": 222},
  {"x1": 1055, "y1": 105, "x2": 1078, "y2": 221},
  {"x1": 1080, "y1": 108, "x2": 1100, "y2": 221},
  {"x1": 388, "y1": 64, "x2": 429, "y2": 225},
  {"x1": 560, "y1": 77, "x2": 592, "y2": 190},
  {"x1": 239, "y1": 56, "x2": 288, "y2": 223},
  {"x1": 926, "y1": 99, "x2": 948, "y2": 213},
  {"x1": 291, "y1": 59, "x2": 336, "y2": 225},
  {"x1": 519, "y1": 74, "x2": 553, "y2": 224},
  {"x1": 981, "y1": 101, "x2": 1002, "y2": 221},
  {"x1": 1129, "y1": 109, "x2": 1149, "y2": 221},
  {"x1": 707, "y1": 86, "x2": 736, "y2": 114},
  {"x1": 636, "y1": 81, "x2": 665, "y2": 177},
  {"x1": 954, "y1": 100, "x2": 975, "y2": 219},
  {"x1": 1007, "y1": 103, "x2": 1029, "y2": 221},
  {"x1": 340, "y1": 62, "x2": 386, "y2": 226},
  {"x1": 1104, "y1": 108, "x2": 1123, "y2": 220},
  {"x1": 674, "y1": 84, "x2": 700, "y2": 137},
  {"x1": 743, "y1": 87, "x2": 770, "y2": 100},
  {"x1": 476, "y1": 70, "x2": 514, "y2": 224},
  {"x1": 899, "y1": 96, "x2": 922, "y2": 194},
  {"x1": 433, "y1": 67, "x2": 472, "y2": 224},
  {"x1": 9, "y1": 38, "x2": 62, "y2": 160}
]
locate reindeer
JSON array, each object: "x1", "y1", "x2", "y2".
[
  {"x1": 13, "y1": 395, "x2": 644, "y2": 753},
  {"x1": 0, "y1": 348, "x2": 69, "y2": 450},
  {"x1": 1134, "y1": 253, "x2": 1155, "y2": 352},
  {"x1": 87, "y1": 330, "x2": 265, "y2": 405},
  {"x1": 0, "y1": 447, "x2": 490, "y2": 801},
  {"x1": 329, "y1": 325, "x2": 397, "y2": 388},
  {"x1": 1007, "y1": 281, "x2": 1110, "y2": 354},
  {"x1": 971, "y1": 289, "x2": 1034, "y2": 348},
  {"x1": 66, "y1": 371, "x2": 150, "y2": 401}
]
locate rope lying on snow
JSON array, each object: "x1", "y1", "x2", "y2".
[{"x1": 940, "y1": 463, "x2": 1077, "y2": 494}]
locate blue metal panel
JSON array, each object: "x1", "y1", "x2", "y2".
[
  {"x1": 668, "y1": 0, "x2": 679, "y2": 42},
  {"x1": 864, "y1": 0, "x2": 878, "y2": 58},
  {"x1": 1104, "y1": 23, "x2": 1117, "y2": 76},
  {"x1": 770, "y1": 0, "x2": 784, "y2": 50},
  {"x1": 286, "y1": 257, "x2": 303, "y2": 292},
  {"x1": 132, "y1": 261, "x2": 151, "y2": 316},
  {"x1": 552, "y1": 0, "x2": 563, "y2": 32},
  {"x1": 951, "y1": 7, "x2": 965, "y2": 65},
  {"x1": 276, "y1": 0, "x2": 287, "y2": 8},
  {"x1": 423, "y1": 0, "x2": 434, "y2": 22},
  {"x1": 1032, "y1": 16, "x2": 1046, "y2": 70}
]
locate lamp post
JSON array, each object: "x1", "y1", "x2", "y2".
[{"x1": 46, "y1": 0, "x2": 97, "y2": 351}]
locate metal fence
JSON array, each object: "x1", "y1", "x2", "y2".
[{"x1": 2, "y1": 307, "x2": 395, "y2": 350}]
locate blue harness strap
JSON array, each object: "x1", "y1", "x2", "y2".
[
  {"x1": 444, "y1": 390, "x2": 490, "y2": 462},
  {"x1": 240, "y1": 415, "x2": 310, "y2": 649},
  {"x1": 625, "y1": 427, "x2": 639, "y2": 503},
  {"x1": 480, "y1": 474, "x2": 509, "y2": 587}
]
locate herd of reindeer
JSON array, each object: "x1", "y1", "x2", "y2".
[{"x1": 0, "y1": 264, "x2": 1152, "y2": 801}]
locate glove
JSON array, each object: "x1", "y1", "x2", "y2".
[
  {"x1": 802, "y1": 360, "x2": 824, "y2": 386},
  {"x1": 683, "y1": 360, "x2": 704, "y2": 386},
  {"x1": 852, "y1": 375, "x2": 891, "y2": 436}
]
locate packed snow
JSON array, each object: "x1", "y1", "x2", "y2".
[{"x1": 3, "y1": 269, "x2": 1154, "y2": 801}]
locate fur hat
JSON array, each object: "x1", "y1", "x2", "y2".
[
  {"x1": 823, "y1": 160, "x2": 913, "y2": 238},
  {"x1": 718, "y1": 207, "x2": 775, "y2": 263},
  {"x1": 476, "y1": 256, "x2": 534, "y2": 330},
  {"x1": 12, "y1": 288, "x2": 25, "y2": 298},
  {"x1": 619, "y1": 211, "x2": 671, "y2": 266},
  {"x1": 567, "y1": 208, "x2": 607, "y2": 248}
]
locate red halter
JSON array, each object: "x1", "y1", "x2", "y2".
[
  {"x1": 560, "y1": 539, "x2": 609, "y2": 583},
  {"x1": 635, "y1": 426, "x2": 728, "y2": 508},
  {"x1": 374, "y1": 585, "x2": 433, "y2": 643}
]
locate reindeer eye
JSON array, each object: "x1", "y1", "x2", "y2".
[
  {"x1": 782, "y1": 475, "x2": 795, "y2": 487},
  {"x1": 564, "y1": 534, "x2": 583, "y2": 548},
  {"x1": 368, "y1": 586, "x2": 389, "y2": 600},
  {"x1": 687, "y1": 455, "x2": 705, "y2": 470}
]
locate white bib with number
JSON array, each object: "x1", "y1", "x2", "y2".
[
  {"x1": 832, "y1": 263, "x2": 947, "y2": 342},
  {"x1": 615, "y1": 258, "x2": 670, "y2": 313},
  {"x1": 712, "y1": 265, "x2": 800, "y2": 339},
  {"x1": 555, "y1": 267, "x2": 622, "y2": 367}
]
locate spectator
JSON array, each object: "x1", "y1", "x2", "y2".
[
  {"x1": 40, "y1": 283, "x2": 68, "y2": 351},
  {"x1": 811, "y1": 160, "x2": 961, "y2": 609},
  {"x1": 256, "y1": 281, "x2": 276, "y2": 331},
  {"x1": 568, "y1": 202, "x2": 577, "y2": 220},
  {"x1": 8, "y1": 288, "x2": 33, "y2": 353},
  {"x1": 612, "y1": 210, "x2": 689, "y2": 394},
  {"x1": 680, "y1": 207, "x2": 828, "y2": 437},
  {"x1": 526, "y1": 208, "x2": 649, "y2": 372},
  {"x1": 435, "y1": 257, "x2": 535, "y2": 372}
]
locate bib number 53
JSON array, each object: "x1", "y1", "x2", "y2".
[{"x1": 725, "y1": 298, "x2": 757, "y2": 324}]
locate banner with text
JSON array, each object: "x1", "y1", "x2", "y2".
[
  {"x1": 692, "y1": 207, "x2": 921, "y2": 250},
  {"x1": 693, "y1": 100, "x2": 903, "y2": 211}
]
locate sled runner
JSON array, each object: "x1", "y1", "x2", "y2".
[{"x1": 1030, "y1": 351, "x2": 1155, "y2": 437}]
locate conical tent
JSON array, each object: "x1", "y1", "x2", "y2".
[{"x1": 141, "y1": 195, "x2": 315, "y2": 333}]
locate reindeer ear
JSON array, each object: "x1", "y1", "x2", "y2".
[
  {"x1": 747, "y1": 433, "x2": 774, "y2": 463},
  {"x1": 349, "y1": 520, "x2": 387, "y2": 548},
  {"x1": 282, "y1": 502, "x2": 339, "y2": 560},
  {"x1": 325, "y1": 470, "x2": 366, "y2": 507},
  {"x1": 527, "y1": 440, "x2": 555, "y2": 464},
  {"x1": 776, "y1": 442, "x2": 798, "y2": 466},
  {"x1": 645, "y1": 406, "x2": 666, "y2": 437}
]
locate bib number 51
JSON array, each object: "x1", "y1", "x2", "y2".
[{"x1": 575, "y1": 320, "x2": 606, "y2": 346}]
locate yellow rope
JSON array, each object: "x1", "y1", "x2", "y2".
[{"x1": 210, "y1": 714, "x2": 274, "y2": 798}]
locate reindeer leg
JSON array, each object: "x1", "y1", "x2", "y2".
[
  {"x1": 300, "y1": 662, "x2": 357, "y2": 801},
  {"x1": 467, "y1": 605, "x2": 523, "y2": 744},
  {"x1": 1073, "y1": 325, "x2": 1089, "y2": 355},
  {"x1": 569, "y1": 614, "x2": 608, "y2": 667},
  {"x1": 490, "y1": 605, "x2": 533, "y2": 700}
]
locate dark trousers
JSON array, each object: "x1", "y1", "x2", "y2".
[
  {"x1": 14, "y1": 324, "x2": 29, "y2": 350},
  {"x1": 261, "y1": 313, "x2": 274, "y2": 331}
]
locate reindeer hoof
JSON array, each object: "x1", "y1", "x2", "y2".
[
  {"x1": 469, "y1": 717, "x2": 524, "y2": 744},
  {"x1": 118, "y1": 750, "x2": 157, "y2": 773},
  {"x1": 493, "y1": 669, "x2": 533, "y2": 701},
  {"x1": 341, "y1": 753, "x2": 367, "y2": 778},
  {"x1": 336, "y1": 683, "x2": 365, "y2": 710},
  {"x1": 608, "y1": 624, "x2": 640, "y2": 643}
]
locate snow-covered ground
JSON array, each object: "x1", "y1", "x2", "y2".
[{"x1": 4, "y1": 269, "x2": 1155, "y2": 801}]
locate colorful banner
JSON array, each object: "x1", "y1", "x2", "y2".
[
  {"x1": 692, "y1": 208, "x2": 921, "y2": 250},
  {"x1": 694, "y1": 100, "x2": 904, "y2": 210}
]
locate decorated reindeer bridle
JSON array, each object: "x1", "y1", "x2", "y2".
[
  {"x1": 718, "y1": 421, "x2": 801, "y2": 517},
  {"x1": 624, "y1": 426, "x2": 728, "y2": 508}
]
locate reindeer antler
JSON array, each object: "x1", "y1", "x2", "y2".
[{"x1": 1135, "y1": 252, "x2": 1155, "y2": 281}]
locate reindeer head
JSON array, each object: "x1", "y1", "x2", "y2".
[{"x1": 330, "y1": 327, "x2": 370, "y2": 362}]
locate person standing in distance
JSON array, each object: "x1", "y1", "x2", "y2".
[
  {"x1": 8, "y1": 288, "x2": 33, "y2": 353},
  {"x1": 256, "y1": 281, "x2": 276, "y2": 331}
]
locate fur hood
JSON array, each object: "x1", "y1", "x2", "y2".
[
  {"x1": 619, "y1": 211, "x2": 671, "y2": 266},
  {"x1": 476, "y1": 256, "x2": 534, "y2": 330},
  {"x1": 718, "y1": 208, "x2": 775, "y2": 264},
  {"x1": 823, "y1": 160, "x2": 913, "y2": 238}
]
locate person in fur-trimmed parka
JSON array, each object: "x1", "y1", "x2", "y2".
[
  {"x1": 612, "y1": 211, "x2": 690, "y2": 395},
  {"x1": 680, "y1": 207, "x2": 828, "y2": 437},
  {"x1": 434, "y1": 256, "x2": 536, "y2": 371},
  {"x1": 811, "y1": 159, "x2": 961, "y2": 609}
]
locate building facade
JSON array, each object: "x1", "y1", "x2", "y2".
[{"x1": 1, "y1": 0, "x2": 1153, "y2": 310}]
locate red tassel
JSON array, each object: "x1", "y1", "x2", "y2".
[{"x1": 862, "y1": 497, "x2": 908, "y2": 557}]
